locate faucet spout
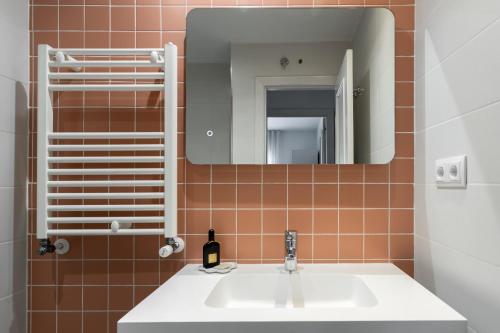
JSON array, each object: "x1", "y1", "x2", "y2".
[{"x1": 284, "y1": 230, "x2": 298, "y2": 272}]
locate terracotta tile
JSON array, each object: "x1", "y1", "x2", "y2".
[
  {"x1": 83, "y1": 286, "x2": 108, "y2": 310},
  {"x1": 237, "y1": 184, "x2": 261, "y2": 208},
  {"x1": 365, "y1": 209, "x2": 389, "y2": 233},
  {"x1": 214, "y1": 0, "x2": 237, "y2": 5},
  {"x1": 313, "y1": 235, "x2": 338, "y2": 259},
  {"x1": 31, "y1": 312, "x2": 56, "y2": 333},
  {"x1": 314, "y1": 209, "x2": 338, "y2": 234},
  {"x1": 237, "y1": 165, "x2": 261, "y2": 183},
  {"x1": 263, "y1": 210, "x2": 286, "y2": 234},
  {"x1": 31, "y1": 260, "x2": 56, "y2": 285},
  {"x1": 136, "y1": 6, "x2": 161, "y2": 30},
  {"x1": 314, "y1": 184, "x2": 338, "y2": 208},
  {"x1": 111, "y1": 7, "x2": 135, "y2": 31},
  {"x1": 390, "y1": 209, "x2": 413, "y2": 233},
  {"x1": 339, "y1": 209, "x2": 363, "y2": 234},
  {"x1": 83, "y1": 260, "x2": 108, "y2": 285},
  {"x1": 339, "y1": 235, "x2": 363, "y2": 259},
  {"x1": 396, "y1": 57, "x2": 414, "y2": 82},
  {"x1": 237, "y1": 235, "x2": 261, "y2": 259},
  {"x1": 288, "y1": 184, "x2": 312, "y2": 208},
  {"x1": 395, "y1": 133, "x2": 414, "y2": 157},
  {"x1": 390, "y1": 235, "x2": 414, "y2": 259},
  {"x1": 186, "y1": 234, "x2": 204, "y2": 259},
  {"x1": 109, "y1": 260, "x2": 133, "y2": 285},
  {"x1": 109, "y1": 236, "x2": 133, "y2": 259},
  {"x1": 391, "y1": 5, "x2": 415, "y2": 30},
  {"x1": 186, "y1": 162, "x2": 210, "y2": 183},
  {"x1": 212, "y1": 210, "x2": 236, "y2": 234},
  {"x1": 263, "y1": 165, "x2": 286, "y2": 183},
  {"x1": 288, "y1": 209, "x2": 312, "y2": 234},
  {"x1": 135, "y1": 235, "x2": 161, "y2": 259},
  {"x1": 60, "y1": 6, "x2": 84, "y2": 30},
  {"x1": 396, "y1": 31, "x2": 414, "y2": 56},
  {"x1": 365, "y1": 0, "x2": 389, "y2": 4},
  {"x1": 31, "y1": 286, "x2": 56, "y2": 310},
  {"x1": 393, "y1": 259, "x2": 414, "y2": 276},
  {"x1": 212, "y1": 184, "x2": 236, "y2": 208},
  {"x1": 365, "y1": 235, "x2": 389, "y2": 259},
  {"x1": 186, "y1": 210, "x2": 210, "y2": 234},
  {"x1": 160, "y1": 260, "x2": 186, "y2": 283},
  {"x1": 163, "y1": 31, "x2": 186, "y2": 56},
  {"x1": 111, "y1": 31, "x2": 135, "y2": 48},
  {"x1": 112, "y1": 108, "x2": 137, "y2": 131},
  {"x1": 212, "y1": 165, "x2": 236, "y2": 183},
  {"x1": 186, "y1": 184, "x2": 210, "y2": 208},
  {"x1": 314, "y1": 164, "x2": 338, "y2": 183},
  {"x1": 390, "y1": 184, "x2": 413, "y2": 208},
  {"x1": 263, "y1": 183, "x2": 286, "y2": 208},
  {"x1": 135, "y1": 285, "x2": 158, "y2": 305},
  {"x1": 339, "y1": 184, "x2": 363, "y2": 208},
  {"x1": 288, "y1": 165, "x2": 312, "y2": 183},
  {"x1": 109, "y1": 286, "x2": 133, "y2": 310},
  {"x1": 83, "y1": 312, "x2": 107, "y2": 333},
  {"x1": 365, "y1": 184, "x2": 389, "y2": 208},
  {"x1": 109, "y1": 311, "x2": 127, "y2": 333},
  {"x1": 339, "y1": 164, "x2": 363, "y2": 183},
  {"x1": 238, "y1": 0, "x2": 261, "y2": 5},
  {"x1": 219, "y1": 234, "x2": 237, "y2": 259},
  {"x1": 396, "y1": 107, "x2": 414, "y2": 133},
  {"x1": 339, "y1": 0, "x2": 363, "y2": 4},
  {"x1": 85, "y1": 6, "x2": 110, "y2": 30},
  {"x1": 262, "y1": 0, "x2": 287, "y2": 5},
  {"x1": 57, "y1": 286, "x2": 82, "y2": 310},
  {"x1": 390, "y1": 158, "x2": 414, "y2": 183},
  {"x1": 33, "y1": 6, "x2": 58, "y2": 30},
  {"x1": 57, "y1": 260, "x2": 82, "y2": 285},
  {"x1": 135, "y1": 260, "x2": 160, "y2": 285},
  {"x1": 262, "y1": 235, "x2": 283, "y2": 259},
  {"x1": 392, "y1": 0, "x2": 414, "y2": 4},
  {"x1": 297, "y1": 234, "x2": 312, "y2": 259},
  {"x1": 83, "y1": 237, "x2": 108, "y2": 259},
  {"x1": 365, "y1": 164, "x2": 389, "y2": 183},
  {"x1": 162, "y1": 6, "x2": 187, "y2": 31},
  {"x1": 396, "y1": 82, "x2": 414, "y2": 106},
  {"x1": 237, "y1": 210, "x2": 261, "y2": 234},
  {"x1": 137, "y1": 31, "x2": 162, "y2": 48},
  {"x1": 314, "y1": 0, "x2": 338, "y2": 4}
]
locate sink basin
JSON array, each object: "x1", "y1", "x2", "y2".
[
  {"x1": 205, "y1": 270, "x2": 377, "y2": 309},
  {"x1": 118, "y1": 264, "x2": 467, "y2": 333}
]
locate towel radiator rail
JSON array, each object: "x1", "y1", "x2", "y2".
[{"x1": 36, "y1": 44, "x2": 183, "y2": 257}]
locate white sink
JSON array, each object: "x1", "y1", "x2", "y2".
[
  {"x1": 205, "y1": 270, "x2": 377, "y2": 308},
  {"x1": 118, "y1": 264, "x2": 467, "y2": 333}
]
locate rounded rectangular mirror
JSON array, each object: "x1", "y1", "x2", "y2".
[{"x1": 186, "y1": 8, "x2": 395, "y2": 165}]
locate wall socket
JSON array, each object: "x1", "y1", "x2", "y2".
[{"x1": 435, "y1": 155, "x2": 467, "y2": 188}]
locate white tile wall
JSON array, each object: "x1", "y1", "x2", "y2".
[
  {"x1": 0, "y1": 0, "x2": 29, "y2": 332},
  {"x1": 415, "y1": 1, "x2": 500, "y2": 333}
]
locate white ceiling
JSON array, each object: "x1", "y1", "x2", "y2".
[
  {"x1": 267, "y1": 117, "x2": 324, "y2": 131},
  {"x1": 186, "y1": 8, "x2": 366, "y2": 63}
]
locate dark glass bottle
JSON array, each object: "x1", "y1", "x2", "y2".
[{"x1": 203, "y1": 229, "x2": 220, "y2": 268}]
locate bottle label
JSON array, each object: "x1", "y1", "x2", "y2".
[{"x1": 208, "y1": 253, "x2": 218, "y2": 264}]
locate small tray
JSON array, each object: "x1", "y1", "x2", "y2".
[{"x1": 198, "y1": 262, "x2": 237, "y2": 274}]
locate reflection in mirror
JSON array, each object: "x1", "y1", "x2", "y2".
[{"x1": 186, "y1": 8, "x2": 395, "y2": 165}]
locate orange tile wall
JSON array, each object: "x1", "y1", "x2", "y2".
[{"x1": 28, "y1": 1, "x2": 414, "y2": 332}]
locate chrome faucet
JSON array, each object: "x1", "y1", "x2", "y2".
[{"x1": 284, "y1": 230, "x2": 297, "y2": 272}]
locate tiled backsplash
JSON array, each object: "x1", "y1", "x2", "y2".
[{"x1": 28, "y1": 1, "x2": 414, "y2": 332}]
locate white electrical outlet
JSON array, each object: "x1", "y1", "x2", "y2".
[{"x1": 435, "y1": 155, "x2": 467, "y2": 188}]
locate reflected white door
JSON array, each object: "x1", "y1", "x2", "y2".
[{"x1": 335, "y1": 49, "x2": 354, "y2": 164}]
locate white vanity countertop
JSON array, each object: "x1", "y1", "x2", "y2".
[{"x1": 118, "y1": 264, "x2": 467, "y2": 333}]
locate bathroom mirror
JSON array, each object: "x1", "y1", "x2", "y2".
[{"x1": 186, "y1": 8, "x2": 395, "y2": 164}]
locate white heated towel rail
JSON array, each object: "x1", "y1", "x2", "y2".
[{"x1": 36, "y1": 44, "x2": 184, "y2": 257}]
